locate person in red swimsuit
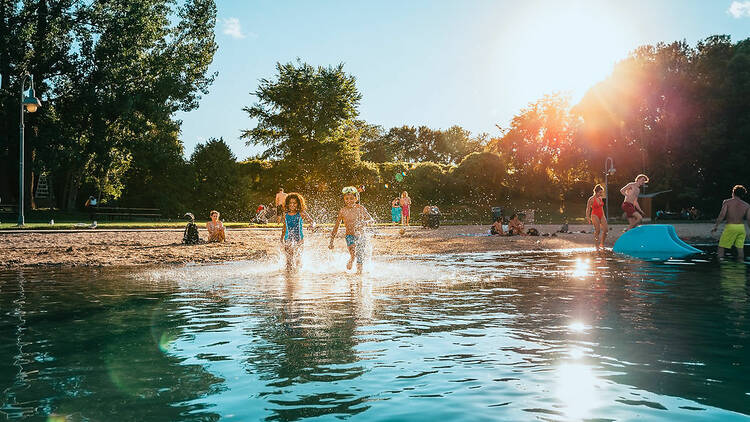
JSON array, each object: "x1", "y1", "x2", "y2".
[{"x1": 586, "y1": 184, "x2": 609, "y2": 250}]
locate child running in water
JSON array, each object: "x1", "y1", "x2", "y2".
[
  {"x1": 281, "y1": 192, "x2": 315, "y2": 272},
  {"x1": 586, "y1": 184, "x2": 608, "y2": 251},
  {"x1": 329, "y1": 186, "x2": 374, "y2": 273}
]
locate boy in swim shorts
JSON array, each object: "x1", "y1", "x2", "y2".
[
  {"x1": 620, "y1": 174, "x2": 649, "y2": 231},
  {"x1": 711, "y1": 185, "x2": 750, "y2": 261},
  {"x1": 329, "y1": 186, "x2": 375, "y2": 273}
]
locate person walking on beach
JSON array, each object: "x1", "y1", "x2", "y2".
[
  {"x1": 281, "y1": 192, "x2": 315, "y2": 272},
  {"x1": 620, "y1": 174, "x2": 649, "y2": 231},
  {"x1": 586, "y1": 184, "x2": 608, "y2": 250},
  {"x1": 275, "y1": 188, "x2": 287, "y2": 223},
  {"x1": 711, "y1": 185, "x2": 750, "y2": 261},
  {"x1": 329, "y1": 186, "x2": 374, "y2": 273},
  {"x1": 399, "y1": 191, "x2": 412, "y2": 226}
]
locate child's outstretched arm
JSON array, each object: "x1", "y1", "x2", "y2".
[{"x1": 329, "y1": 210, "x2": 342, "y2": 249}]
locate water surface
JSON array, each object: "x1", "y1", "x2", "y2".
[{"x1": 1, "y1": 250, "x2": 749, "y2": 421}]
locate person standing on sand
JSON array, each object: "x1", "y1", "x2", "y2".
[
  {"x1": 399, "y1": 191, "x2": 412, "y2": 226},
  {"x1": 711, "y1": 185, "x2": 750, "y2": 261},
  {"x1": 586, "y1": 184, "x2": 608, "y2": 250},
  {"x1": 275, "y1": 188, "x2": 287, "y2": 223},
  {"x1": 620, "y1": 174, "x2": 649, "y2": 231}
]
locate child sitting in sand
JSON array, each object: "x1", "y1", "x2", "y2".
[
  {"x1": 508, "y1": 214, "x2": 526, "y2": 236},
  {"x1": 281, "y1": 193, "x2": 315, "y2": 271},
  {"x1": 329, "y1": 186, "x2": 374, "y2": 273},
  {"x1": 207, "y1": 210, "x2": 226, "y2": 242},
  {"x1": 490, "y1": 216, "x2": 505, "y2": 235}
]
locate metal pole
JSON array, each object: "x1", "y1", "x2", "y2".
[
  {"x1": 18, "y1": 77, "x2": 25, "y2": 226},
  {"x1": 604, "y1": 157, "x2": 614, "y2": 222}
]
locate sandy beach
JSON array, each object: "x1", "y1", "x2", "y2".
[{"x1": 0, "y1": 223, "x2": 718, "y2": 269}]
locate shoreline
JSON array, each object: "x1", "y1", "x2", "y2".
[{"x1": 0, "y1": 223, "x2": 720, "y2": 269}]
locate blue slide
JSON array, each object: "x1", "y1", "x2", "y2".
[{"x1": 613, "y1": 224, "x2": 702, "y2": 260}]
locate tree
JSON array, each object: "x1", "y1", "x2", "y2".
[
  {"x1": 242, "y1": 60, "x2": 362, "y2": 163},
  {"x1": 190, "y1": 138, "x2": 249, "y2": 219},
  {"x1": 0, "y1": 0, "x2": 218, "y2": 210},
  {"x1": 491, "y1": 93, "x2": 588, "y2": 210}
]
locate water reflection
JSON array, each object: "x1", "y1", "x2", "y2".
[{"x1": 1, "y1": 251, "x2": 749, "y2": 421}]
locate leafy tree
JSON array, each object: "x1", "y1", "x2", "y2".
[
  {"x1": 190, "y1": 138, "x2": 250, "y2": 219},
  {"x1": 242, "y1": 60, "x2": 362, "y2": 163},
  {"x1": 491, "y1": 93, "x2": 588, "y2": 210},
  {"x1": 0, "y1": 0, "x2": 218, "y2": 210}
]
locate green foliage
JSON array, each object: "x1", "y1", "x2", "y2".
[
  {"x1": 362, "y1": 125, "x2": 486, "y2": 164},
  {"x1": 577, "y1": 35, "x2": 750, "y2": 212},
  {"x1": 242, "y1": 60, "x2": 362, "y2": 162},
  {"x1": 189, "y1": 138, "x2": 253, "y2": 219},
  {"x1": 0, "y1": 0, "x2": 218, "y2": 210}
]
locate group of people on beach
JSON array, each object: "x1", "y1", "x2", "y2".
[
  {"x1": 585, "y1": 173, "x2": 750, "y2": 260},
  {"x1": 390, "y1": 192, "x2": 412, "y2": 225},
  {"x1": 583, "y1": 173, "x2": 650, "y2": 251}
]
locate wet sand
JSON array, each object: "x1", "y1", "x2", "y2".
[{"x1": 0, "y1": 223, "x2": 717, "y2": 268}]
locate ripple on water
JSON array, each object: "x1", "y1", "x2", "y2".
[{"x1": 0, "y1": 250, "x2": 748, "y2": 420}]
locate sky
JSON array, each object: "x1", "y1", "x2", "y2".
[{"x1": 176, "y1": 0, "x2": 750, "y2": 160}]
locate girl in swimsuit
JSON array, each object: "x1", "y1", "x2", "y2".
[
  {"x1": 586, "y1": 184, "x2": 608, "y2": 251},
  {"x1": 281, "y1": 193, "x2": 315, "y2": 272}
]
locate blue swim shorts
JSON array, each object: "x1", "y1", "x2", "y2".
[{"x1": 345, "y1": 234, "x2": 366, "y2": 263}]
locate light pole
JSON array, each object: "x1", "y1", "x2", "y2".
[
  {"x1": 604, "y1": 157, "x2": 616, "y2": 221},
  {"x1": 18, "y1": 72, "x2": 42, "y2": 227}
]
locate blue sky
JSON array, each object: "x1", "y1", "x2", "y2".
[{"x1": 176, "y1": 0, "x2": 750, "y2": 160}]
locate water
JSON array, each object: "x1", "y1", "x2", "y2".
[{"x1": 1, "y1": 250, "x2": 749, "y2": 421}]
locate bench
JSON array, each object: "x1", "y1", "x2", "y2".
[
  {"x1": 0, "y1": 203, "x2": 18, "y2": 213},
  {"x1": 93, "y1": 207, "x2": 161, "y2": 220}
]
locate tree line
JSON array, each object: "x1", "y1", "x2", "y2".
[{"x1": 0, "y1": 3, "x2": 748, "y2": 223}]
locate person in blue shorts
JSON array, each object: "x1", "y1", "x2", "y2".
[{"x1": 329, "y1": 186, "x2": 374, "y2": 273}]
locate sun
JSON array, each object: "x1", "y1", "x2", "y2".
[{"x1": 492, "y1": 2, "x2": 638, "y2": 103}]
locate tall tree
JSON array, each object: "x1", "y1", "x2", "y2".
[
  {"x1": 0, "y1": 0, "x2": 218, "y2": 210},
  {"x1": 242, "y1": 60, "x2": 362, "y2": 163}
]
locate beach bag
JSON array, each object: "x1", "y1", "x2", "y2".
[{"x1": 183, "y1": 222, "x2": 200, "y2": 245}]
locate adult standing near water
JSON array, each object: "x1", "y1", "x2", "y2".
[
  {"x1": 620, "y1": 174, "x2": 649, "y2": 231},
  {"x1": 275, "y1": 188, "x2": 287, "y2": 223},
  {"x1": 711, "y1": 185, "x2": 750, "y2": 261},
  {"x1": 586, "y1": 184, "x2": 608, "y2": 251},
  {"x1": 399, "y1": 191, "x2": 412, "y2": 226}
]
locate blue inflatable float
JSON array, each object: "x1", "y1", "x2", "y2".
[{"x1": 613, "y1": 224, "x2": 702, "y2": 260}]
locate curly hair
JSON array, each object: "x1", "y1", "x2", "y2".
[
  {"x1": 284, "y1": 192, "x2": 306, "y2": 212},
  {"x1": 593, "y1": 184, "x2": 604, "y2": 193}
]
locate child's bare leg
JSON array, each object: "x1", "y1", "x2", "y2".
[
  {"x1": 717, "y1": 246, "x2": 725, "y2": 259},
  {"x1": 347, "y1": 245, "x2": 356, "y2": 270},
  {"x1": 592, "y1": 217, "x2": 601, "y2": 250},
  {"x1": 737, "y1": 246, "x2": 745, "y2": 262}
]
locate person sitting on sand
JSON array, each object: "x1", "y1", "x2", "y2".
[
  {"x1": 490, "y1": 217, "x2": 505, "y2": 235},
  {"x1": 399, "y1": 191, "x2": 412, "y2": 226},
  {"x1": 508, "y1": 214, "x2": 526, "y2": 236},
  {"x1": 329, "y1": 186, "x2": 374, "y2": 273},
  {"x1": 206, "y1": 210, "x2": 226, "y2": 242},
  {"x1": 281, "y1": 192, "x2": 315, "y2": 271},
  {"x1": 711, "y1": 185, "x2": 750, "y2": 261},
  {"x1": 586, "y1": 184, "x2": 608, "y2": 251}
]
